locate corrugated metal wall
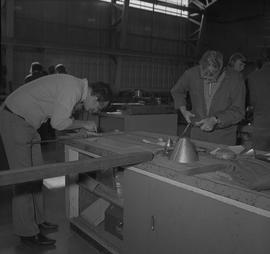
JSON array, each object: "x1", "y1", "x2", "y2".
[
  {"x1": 13, "y1": 49, "x2": 114, "y2": 89},
  {"x1": 117, "y1": 57, "x2": 186, "y2": 90},
  {"x1": 14, "y1": 1, "x2": 112, "y2": 48},
  {"x1": 8, "y1": 0, "x2": 189, "y2": 92}
]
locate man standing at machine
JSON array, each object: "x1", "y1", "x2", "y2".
[
  {"x1": 247, "y1": 48, "x2": 270, "y2": 151},
  {"x1": 171, "y1": 50, "x2": 246, "y2": 145},
  {"x1": 0, "y1": 74, "x2": 112, "y2": 246}
]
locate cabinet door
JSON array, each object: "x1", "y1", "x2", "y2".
[
  {"x1": 124, "y1": 169, "x2": 195, "y2": 254},
  {"x1": 124, "y1": 169, "x2": 270, "y2": 254},
  {"x1": 148, "y1": 175, "x2": 185, "y2": 254},
  {"x1": 149, "y1": 177, "x2": 270, "y2": 254},
  {"x1": 123, "y1": 169, "x2": 152, "y2": 254}
]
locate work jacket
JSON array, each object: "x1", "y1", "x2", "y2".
[{"x1": 171, "y1": 66, "x2": 246, "y2": 145}]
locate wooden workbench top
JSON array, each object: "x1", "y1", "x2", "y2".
[{"x1": 63, "y1": 131, "x2": 270, "y2": 213}]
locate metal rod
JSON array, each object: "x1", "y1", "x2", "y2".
[
  {"x1": 180, "y1": 122, "x2": 192, "y2": 138},
  {"x1": 28, "y1": 133, "x2": 101, "y2": 145},
  {"x1": 0, "y1": 151, "x2": 154, "y2": 186}
]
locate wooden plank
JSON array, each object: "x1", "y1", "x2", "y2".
[
  {"x1": 0, "y1": 151, "x2": 153, "y2": 186},
  {"x1": 79, "y1": 174, "x2": 124, "y2": 208},
  {"x1": 65, "y1": 146, "x2": 79, "y2": 218},
  {"x1": 71, "y1": 217, "x2": 122, "y2": 254}
]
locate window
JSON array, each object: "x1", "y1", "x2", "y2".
[{"x1": 99, "y1": 0, "x2": 189, "y2": 17}]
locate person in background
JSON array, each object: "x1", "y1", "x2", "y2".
[
  {"x1": 0, "y1": 74, "x2": 112, "y2": 246},
  {"x1": 228, "y1": 53, "x2": 247, "y2": 73},
  {"x1": 55, "y1": 64, "x2": 67, "y2": 74},
  {"x1": 227, "y1": 53, "x2": 248, "y2": 144},
  {"x1": 48, "y1": 65, "x2": 56, "y2": 74},
  {"x1": 247, "y1": 48, "x2": 270, "y2": 151},
  {"x1": 25, "y1": 63, "x2": 55, "y2": 141},
  {"x1": 24, "y1": 62, "x2": 46, "y2": 83},
  {"x1": 171, "y1": 50, "x2": 246, "y2": 145}
]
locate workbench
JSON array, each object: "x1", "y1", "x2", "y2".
[
  {"x1": 64, "y1": 131, "x2": 270, "y2": 254},
  {"x1": 76, "y1": 105, "x2": 177, "y2": 135}
]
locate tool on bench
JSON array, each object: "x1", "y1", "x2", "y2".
[
  {"x1": 169, "y1": 122, "x2": 198, "y2": 163},
  {"x1": 28, "y1": 131, "x2": 102, "y2": 145}
]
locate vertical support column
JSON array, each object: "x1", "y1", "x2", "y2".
[
  {"x1": 188, "y1": 0, "x2": 218, "y2": 58},
  {"x1": 65, "y1": 146, "x2": 79, "y2": 219},
  {"x1": 120, "y1": 0, "x2": 130, "y2": 49},
  {"x1": 6, "y1": 0, "x2": 14, "y2": 38},
  {"x1": 110, "y1": 0, "x2": 118, "y2": 50},
  {"x1": 115, "y1": 0, "x2": 130, "y2": 92},
  {"x1": 5, "y1": 0, "x2": 14, "y2": 93},
  {"x1": 110, "y1": 0, "x2": 119, "y2": 93},
  {"x1": 5, "y1": 46, "x2": 14, "y2": 94}
]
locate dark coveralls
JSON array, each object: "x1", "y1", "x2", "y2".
[
  {"x1": 171, "y1": 66, "x2": 246, "y2": 145},
  {"x1": 247, "y1": 62, "x2": 270, "y2": 151}
]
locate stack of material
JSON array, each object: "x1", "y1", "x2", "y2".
[{"x1": 124, "y1": 105, "x2": 175, "y2": 115}]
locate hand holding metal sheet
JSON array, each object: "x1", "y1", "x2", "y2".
[
  {"x1": 195, "y1": 116, "x2": 217, "y2": 132},
  {"x1": 180, "y1": 107, "x2": 195, "y2": 124},
  {"x1": 83, "y1": 120, "x2": 97, "y2": 132}
]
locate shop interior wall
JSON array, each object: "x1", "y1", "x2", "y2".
[
  {"x1": 5, "y1": 0, "x2": 190, "y2": 93},
  {"x1": 198, "y1": 0, "x2": 270, "y2": 77}
]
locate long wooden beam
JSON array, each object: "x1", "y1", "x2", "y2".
[
  {"x1": 0, "y1": 151, "x2": 153, "y2": 186},
  {"x1": 80, "y1": 175, "x2": 124, "y2": 208}
]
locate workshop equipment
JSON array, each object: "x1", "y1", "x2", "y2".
[
  {"x1": 170, "y1": 137, "x2": 198, "y2": 163},
  {"x1": 105, "y1": 205, "x2": 123, "y2": 240},
  {"x1": 63, "y1": 131, "x2": 270, "y2": 254},
  {"x1": 170, "y1": 122, "x2": 198, "y2": 163}
]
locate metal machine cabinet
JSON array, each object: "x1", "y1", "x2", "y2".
[
  {"x1": 77, "y1": 111, "x2": 178, "y2": 135},
  {"x1": 64, "y1": 132, "x2": 270, "y2": 254},
  {"x1": 124, "y1": 168, "x2": 270, "y2": 254},
  {"x1": 99, "y1": 113, "x2": 177, "y2": 135}
]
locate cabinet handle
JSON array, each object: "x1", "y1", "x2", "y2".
[{"x1": 151, "y1": 215, "x2": 155, "y2": 231}]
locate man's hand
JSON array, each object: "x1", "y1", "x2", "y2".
[
  {"x1": 83, "y1": 121, "x2": 97, "y2": 132},
  {"x1": 180, "y1": 106, "x2": 195, "y2": 123},
  {"x1": 195, "y1": 117, "x2": 217, "y2": 132}
]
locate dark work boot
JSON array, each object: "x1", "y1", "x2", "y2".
[
  {"x1": 39, "y1": 221, "x2": 58, "y2": 230},
  {"x1": 20, "y1": 233, "x2": 56, "y2": 246}
]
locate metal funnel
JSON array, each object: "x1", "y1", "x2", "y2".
[{"x1": 170, "y1": 137, "x2": 198, "y2": 163}]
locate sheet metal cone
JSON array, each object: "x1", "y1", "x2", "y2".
[{"x1": 170, "y1": 137, "x2": 198, "y2": 163}]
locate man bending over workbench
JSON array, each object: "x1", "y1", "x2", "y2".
[{"x1": 0, "y1": 74, "x2": 112, "y2": 247}]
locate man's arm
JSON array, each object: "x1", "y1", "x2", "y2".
[
  {"x1": 214, "y1": 74, "x2": 246, "y2": 128},
  {"x1": 65, "y1": 119, "x2": 97, "y2": 132},
  {"x1": 246, "y1": 75, "x2": 257, "y2": 108},
  {"x1": 50, "y1": 103, "x2": 97, "y2": 131},
  {"x1": 171, "y1": 70, "x2": 195, "y2": 123},
  {"x1": 171, "y1": 70, "x2": 189, "y2": 109}
]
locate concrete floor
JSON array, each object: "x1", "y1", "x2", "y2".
[{"x1": 0, "y1": 143, "x2": 106, "y2": 254}]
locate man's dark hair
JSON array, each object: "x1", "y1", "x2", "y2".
[
  {"x1": 228, "y1": 53, "x2": 246, "y2": 66},
  {"x1": 55, "y1": 64, "x2": 67, "y2": 74},
  {"x1": 89, "y1": 81, "x2": 113, "y2": 103},
  {"x1": 31, "y1": 62, "x2": 43, "y2": 73}
]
